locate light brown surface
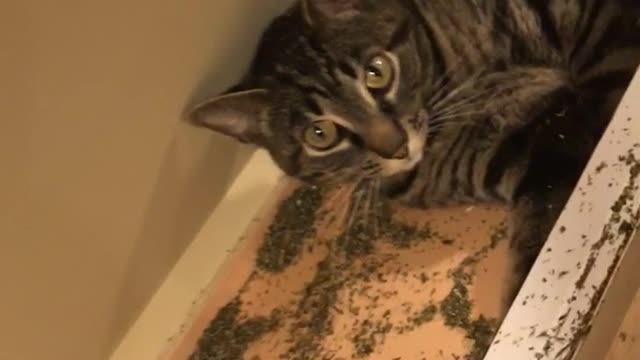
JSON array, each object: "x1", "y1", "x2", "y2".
[
  {"x1": 167, "y1": 181, "x2": 640, "y2": 360},
  {"x1": 0, "y1": 1, "x2": 291, "y2": 359},
  {"x1": 170, "y1": 183, "x2": 514, "y2": 359},
  {"x1": 607, "y1": 289, "x2": 640, "y2": 360}
]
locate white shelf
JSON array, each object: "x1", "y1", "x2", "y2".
[{"x1": 486, "y1": 68, "x2": 640, "y2": 360}]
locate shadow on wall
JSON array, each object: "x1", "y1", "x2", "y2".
[{"x1": 106, "y1": 1, "x2": 293, "y2": 354}]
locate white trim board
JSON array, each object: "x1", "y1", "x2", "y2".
[
  {"x1": 109, "y1": 150, "x2": 282, "y2": 360},
  {"x1": 486, "y1": 68, "x2": 640, "y2": 360}
]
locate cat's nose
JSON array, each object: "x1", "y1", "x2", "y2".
[
  {"x1": 361, "y1": 117, "x2": 408, "y2": 159},
  {"x1": 392, "y1": 144, "x2": 409, "y2": 159}
]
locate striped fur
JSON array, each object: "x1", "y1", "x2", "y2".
[
  {"x1": 190, "y1": 0, "x2": 640, "y2": 302},
  {"x1": 192, "y1": 0, "x2": 639, "y2": 204}
]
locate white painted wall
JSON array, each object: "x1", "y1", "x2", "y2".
[{"x1": 0, "y1": 1, "x2": 290, "y2": 359}]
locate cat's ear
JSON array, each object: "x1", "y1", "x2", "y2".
[
  {"x1": 188, "y1": 89, "x2": 270, "y2": 144},
  {"x1": 301, "y1": 0, "x2": 362, "y2": 26}
]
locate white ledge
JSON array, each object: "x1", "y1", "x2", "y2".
[{"x1": 486, "y1": 68, "x2": 640, "y2": 360}]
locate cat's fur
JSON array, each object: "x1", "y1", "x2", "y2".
[{"x1": 189, "y1": 0, "x2": 640, "y2": 301}]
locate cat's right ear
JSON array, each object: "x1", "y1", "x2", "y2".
[
  {"x1": 187, "y1": 89, "x2": 271, "y2": 145},
  {"x1": 301, "y1": 0, "x2": 362, "y2": 27}
]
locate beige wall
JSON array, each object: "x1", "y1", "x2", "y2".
[{"x1": 0, "y1": 1, "x2": 290, "y2": 359}]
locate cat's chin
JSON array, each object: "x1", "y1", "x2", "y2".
[{"x1": 379, "y1": 167, "x2": 419, "y2": 199}]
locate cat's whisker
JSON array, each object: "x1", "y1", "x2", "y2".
[
  {"x1": 362, "y1": 182, "x2": 373, "y2": 229},
  {"x1": 335, "y1": 178, "x2": 363, "y2": 229},
  {"x1": 430, "y1": 106, "x2": 489, "y2": 125},
  {"x1": 432, "y1": 86, "x2": 495, "y2": 116},
  {"x1": 343, "y1": 182, "x2": 361, "y2": 205},
  {"x1": 431, "y1": 109, "x2": 487, "y2": 124},
  {"x1": 345, "y1": 180, "x2": 366, "y2": 232},
  {"x1": 428, "y1": 91, "x2": 496, "y2": 129},
  {"x1": 431, "y1": 105, "x2": 486, "y2": 125},
  {"x1": 324, "y1": 172, "x2": 356, "y2": 189},
  {"x1": 428, "y1": 117, "x2": 466, "y2": 129},
  {"x1": 337, "y1": 183, "x2": 354, "y2": 201},
  {"x1": 431, "y1": 81, "x2": 494, "y2": 115},
  {"x1": 430, "y1": 71, "x2": 488, "y2": 110},
  {"x1": 426, "y1": 123, "x2": 457, "y2": 136},
  {"x1": 426, "y1": 118, "x2": 477, "y2": 135},
  {"x1": 429, "y1": 60, "x2": 462, "y2": 92},
  {"x1": 427, "y1": 59, "x2": 467, "y2": 105},
  {"x1": 337, "y1": 189, "x2": 355, "y2": 231},
  {"x1": 436, "y1": 105, "x2": 487, "y2": 121},
  {"x1": 325, "y1": 184, "x2": 351, "y2": 212},
  {"x1": 429, "y1": 72, "x2": 475, "y2": 108},
  {"x1": 372, "y1": 179, "x2": 382, "y2": 237},
  {"x1": 427, "y1": 121, "x2": 455, "y2": 131},
  {"x1": 323, "y1": 184, "x2": 344, "y2": 205}
]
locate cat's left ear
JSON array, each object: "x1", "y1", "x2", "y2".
[
  {"x1": 188, "y1": 89, "x2": 271, "y2": 145},
  {"x1": 301, "y1": 0, "x2": 362, "y2": 26}
]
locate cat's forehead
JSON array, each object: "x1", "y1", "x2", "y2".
[
  {"x1": 251, "y1": 14, "x2": 319, "y2": 75},
  {"x1": 242, "y1": 2, "x2": 415, "y2": 115},
  {"x1": 253, "y1": 4, "x2": 406, "y2": 71}
]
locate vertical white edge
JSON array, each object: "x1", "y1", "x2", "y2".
[
  {"x1": 485, "y1": 68, "x2": 640, "y2": 359},
  {"x1": 109, "y1": 149, "x2": 282, "y2": 360}
]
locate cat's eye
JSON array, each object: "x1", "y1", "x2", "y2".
[
  {"x1": 365, "y1": 55, "x2": 393, "y2": 90},
  {"x1": 304, "y1": 120, "x2": 341, "y2": 150}
]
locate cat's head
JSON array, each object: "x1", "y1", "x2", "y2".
[{"x1": 189, "y1": 0, "x2": 430, "y2": 185}]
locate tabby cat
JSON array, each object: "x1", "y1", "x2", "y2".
[{"x1": 188, "y1": 0, "x2": 640, "y2": 302}]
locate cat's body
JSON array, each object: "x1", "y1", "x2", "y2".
[{"x1": 190, "y1": 0, "x2": 640, "y2": 301}]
